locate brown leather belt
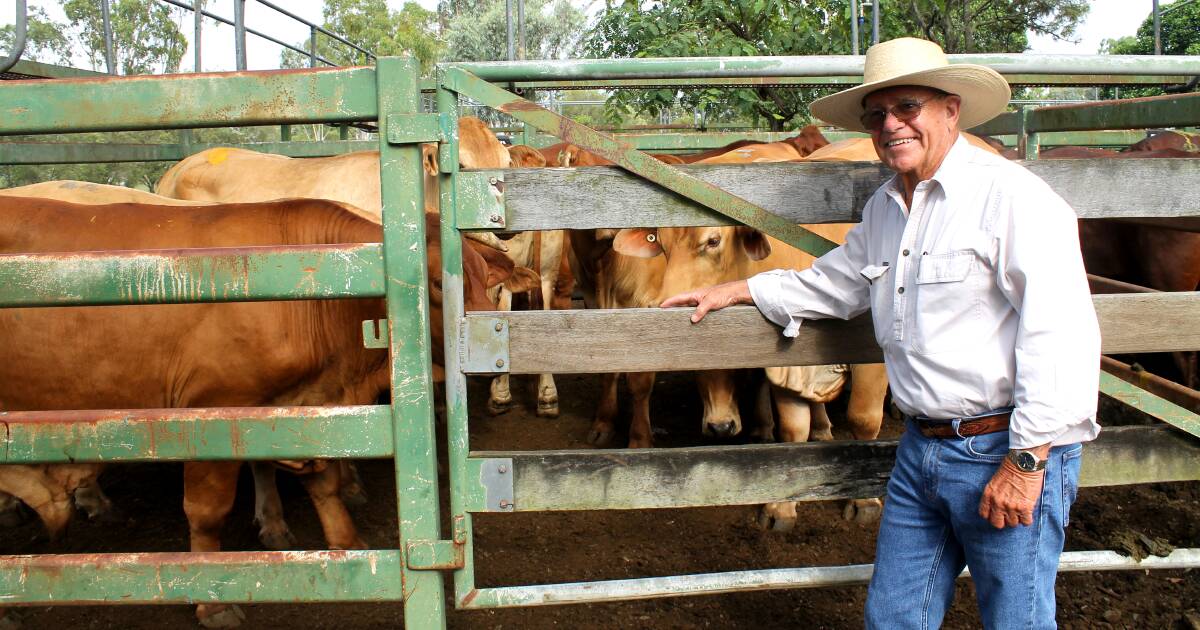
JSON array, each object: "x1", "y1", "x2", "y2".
[{"x1": 915, "y1": 413, "x2": 1011, "y2": 439}]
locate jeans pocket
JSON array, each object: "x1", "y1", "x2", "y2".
[
  {"x1": 1061, "y1": 445, "x2": 1083, "y2": 527},
  {"x1": 964, "y1": 430, "x2": 1009, "y2": 461}
]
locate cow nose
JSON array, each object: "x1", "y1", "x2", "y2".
[{"x1": 706, "y1": 420, "x2": 738, "y2": 438}]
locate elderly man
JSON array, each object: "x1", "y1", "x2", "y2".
[{"x1": 662, "y1": 38, "x2": 1100, "y2": 628}]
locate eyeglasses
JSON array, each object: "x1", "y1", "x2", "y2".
[{"x1": 859, "y1": 95, "x2": 946, "y2": 131}]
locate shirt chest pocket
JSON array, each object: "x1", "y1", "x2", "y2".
[
  {"x1": 914, "y1": 250, "x2": 982, "y2": 354},
  {"x1": 860, "y1": 263, "x2": 893, "y2": 347}
]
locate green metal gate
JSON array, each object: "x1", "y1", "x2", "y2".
[
  {"x1": 0, "y1": 60, "x2": 451, "y2": 626},
  {"x1": 0, "y1": 52, "x2": 1199, "y2": 629}
]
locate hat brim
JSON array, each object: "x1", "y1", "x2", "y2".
[{"x1": 810, "y1": 64, "x2": 1010, "y2": 133}]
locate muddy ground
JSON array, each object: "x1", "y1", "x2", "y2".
[{"x1": 0, "y1": 371, "x2": 1196, "y2": 629}]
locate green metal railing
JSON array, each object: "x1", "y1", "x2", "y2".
[
  {"x1": 0, "y1": 60, "x2": 444, "y2": 628},
  {"x1": 0, "y1": 53, "x2": 1198, "y2": 629}
]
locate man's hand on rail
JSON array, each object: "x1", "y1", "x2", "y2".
[{"x1": 660, "y1": 280, "x2": 753, "y2": 324}]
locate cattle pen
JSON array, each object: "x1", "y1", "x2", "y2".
[{"x1": 0, "y1": 51, "x2": 1199, "y2": 629}]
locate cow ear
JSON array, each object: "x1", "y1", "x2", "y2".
[
  {"x1": 736, "y1": 227, "x2": 771, "y2": 261},
  {"x1": 504, "y1": 266, "x2": 541, "y2": 293},
  {"x1": 612, "y1": 228, "x2": 663, "y2": 258},
  {"x1": 422, "y1": 144, "x2": 439, "y2": 176}
]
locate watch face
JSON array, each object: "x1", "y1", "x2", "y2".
[{"x1": 1016, "y1": 451, "x2": 1038, "y2": 471}]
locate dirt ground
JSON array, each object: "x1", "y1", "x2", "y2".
[{"x1": 0, "y1": 371, "x2": 1196, "y2": 629}]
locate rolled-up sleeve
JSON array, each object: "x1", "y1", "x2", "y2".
[
  {"x1": 747, "y1": 223, "x2": 872, "y2": 338},
  {"x1": 996, "y1": 179, "x2": 1101, "y2": 449}
]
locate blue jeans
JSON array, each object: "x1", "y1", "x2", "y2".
[{"x1": 865, "y1": 420, "x2": 1083, "y2": 630}]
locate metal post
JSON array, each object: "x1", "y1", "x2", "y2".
[
  {"x1": 233, "y1": 0, "x2": 247, "y2": 70},
  {"x1": 1153, "y1": 0, "x2": 1162, "y2": 55},
  {"x1": 0, "y1": 0, "x2": 27, "y2": 74},
  {"x1": 872, "y1": 0, "x2": 880, "y2": 45},
  {"x1": 850, "y1": 0, "x2": 859, "y2": 55},
  {"x1": 376, "y1": 56, "x2": 446, "y2": 629},
  {"x1": 505, "y1": 0, "x2": 515, "y2": 61},
  {"x1": 517, "y1": 0, "x2": 526, "y2": 60},
  {"x1": 193, "y1": 0, "x2": 202, "y2": 72},
  {"x1": 309, "y1": 26, "x2": 318, "y2": 67},
  {"x1": 435, "y1": 74, "x2": 479, "y2": 612},
  {"x1": 101, "y1": 0, "x2": 116, "y2": 74}
]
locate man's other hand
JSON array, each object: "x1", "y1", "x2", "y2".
[
  {"x1": 978, "y1": 451, "x2": 1048, "y2": 529},
  {"x1": 660, "y1": 280, "x2": 753, "y2": 323}
]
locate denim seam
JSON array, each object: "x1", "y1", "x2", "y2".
[
  {"x1": 1024, "y1": 460, "x2": 1051, "y2": 630},
  {"x1": 923, "y1": 526, "x2": 952, "y2": 630}
]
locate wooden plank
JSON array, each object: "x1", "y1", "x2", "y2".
[
  {"x1": 465, "y1": 293, "x2": 1200, "y2": 375},
  {"x1": 472, "y1": 426, "x2": 1198, "y2": 512},
  {"x1": 1094, "y1": 292, "x2": 1200, "y2": 355},
  {"x1": 495, "y1": 160, "x2": 1200, "y2": 230}
]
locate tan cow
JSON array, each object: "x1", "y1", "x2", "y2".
[
  {"x1": 0, "y1": 194, "x2": 526, "y2": 627},
  {"x1": 507, "y1": 144, "x2": 548, "y2": 167}
]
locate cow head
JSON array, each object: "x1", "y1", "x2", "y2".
[
  {"x1": 785, "y1": 125, "x2": 831, "y2": 157},
  {"x1": 612, "y1": 224, "x2": 771, "y2": 438}
]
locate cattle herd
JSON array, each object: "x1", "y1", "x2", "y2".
[{"x1": 0, "y1": 119, "x2": 1196, "y2": 626}]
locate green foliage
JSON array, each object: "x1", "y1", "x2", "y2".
[
  {"x1": 0, "y1": 5, "x2": 73, "y2": 66},
  {"x1": 281, "y1": 0, "x2": 442, "y2": 73},
  {"x1": 442, "y1": 0, "x2": 586, "y2": 62},
  {"x1": 62, "y1": 0, "x2": 188, "y2": 74},
  {"x1": 1099, "y1": 2, "x2": 1199, "y2": 99},
  {"x1": 583, "y1": 0, "x2": 1090, "y2": 130},
  {"x1": 901, "y1": 0, "x2": 1088, "y2": 54}
]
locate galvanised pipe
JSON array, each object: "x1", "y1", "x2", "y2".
[
  {"x1": 101, "y1": 0, "x2": 115, "y2": 74},
  {"x1": 234, "y1": 0, "x2": 247, "y2": 70},
  {"x1": 444, "y1": 54, "x2": 1200, "y2": 82},
  {"x1": 461, "y1": 549, "x2": 1200, "y2": 608},
  {"x1": 0, "y1": 0, "x2": 27, "y2": 74},
  {"x1": 193, "y1": 0, "x2": 201, "y2": 71}
]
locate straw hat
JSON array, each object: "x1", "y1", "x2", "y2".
[{"x1": 810, "y1": 38, "x2": 1010, "y2": 133}]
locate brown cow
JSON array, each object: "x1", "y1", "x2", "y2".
[
  {"x1": 567, "y1": 230, "x2": 667, "y2": 448},
  {"x1": 1123, "y1": 129, "x2": 1200, "y2": 153},
  {"x1": 675, "y1": 125, "x2": 831, "y2": 163},
  {"x1": 0, "y1": 195, "x2": 527, "y2": 627}
]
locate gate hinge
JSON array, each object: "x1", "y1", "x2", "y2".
[{"x1": 386, "y1": 113, "x2": 443, "y2": 145}]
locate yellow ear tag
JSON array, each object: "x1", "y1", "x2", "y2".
[{"x1": 206, "y1": 148, "x2": 230, "y2": 165}]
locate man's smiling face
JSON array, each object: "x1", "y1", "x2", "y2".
[{"x1": 863, "y1": 85, "x2": 961, "y2": 182}]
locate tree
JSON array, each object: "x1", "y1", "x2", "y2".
[
  {"x1": 583, "y1": 0, "x2": 1090, "y2": 130},
  {"x1": 62, "y1": 0, "x2": 188, "y2": 75},
  {"x1": 442, "y1": 0, "x2": 586, "y2": 62},
  {"x1": 0, "y1": 5, "x2": 73, "y2": 66},
  {"x1": 901, "y1": 0, "x2": 1088, "y2": 54},
  {"x1": 281, "y1": 0, "x2": 443, "y2": 74},
  {"x1": 1098, "y1": 2, "x2": 1200, "y2": 99}
]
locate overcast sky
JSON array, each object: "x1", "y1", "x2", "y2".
[{"x1": 1, "y1": 0, "x2": 1180, "y2": 73}]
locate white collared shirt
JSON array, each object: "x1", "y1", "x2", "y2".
[{"x1": 747, "y1": 135, "x2": 1101, "y2": 448}]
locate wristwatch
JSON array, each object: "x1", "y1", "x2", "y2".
[{"x1": 1007, "y1": 449, "x2": 1048, "y2": 473}]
